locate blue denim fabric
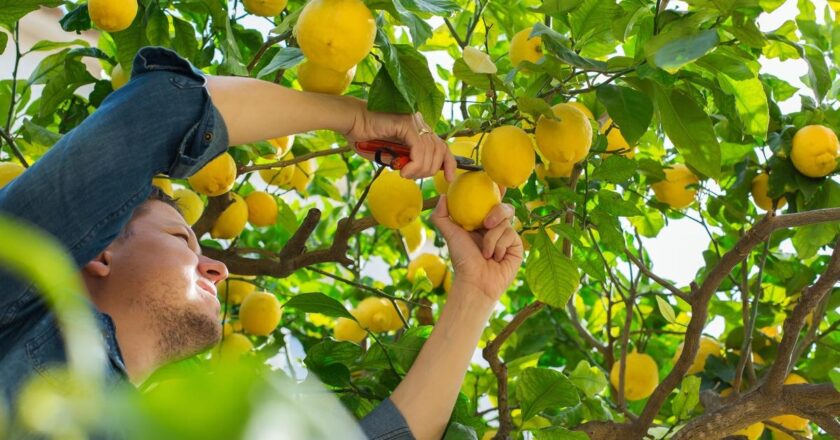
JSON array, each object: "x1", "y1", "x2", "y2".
[{"x1": 0, "y1": 47, "x2": 412, "y2": 439}]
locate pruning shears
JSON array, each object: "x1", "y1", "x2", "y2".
[{"x1": 354, "y1": 140, "x2": 482, "y2": 172}]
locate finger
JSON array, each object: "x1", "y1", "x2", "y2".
[
  {"x1": 483, "y1": 203, "x2": 515, "y2": 229},
  {"x1": 443, "y1": 144, "x2": 457, "y2": 182},
  {"x1": 469, "y1": 231, "x2": 484, "y2": 248},
  {"x1": 420, "y1": 136, "x2": 435, "y2": 176},
  {"x1": 429, "y1": 141, "x2": 447, "y2": 178},
  {"x1": 400, "y1": 160, "x2": 420, "y2": 179},
  {"x1": 494, "y1": 227, "x2": 518, "y2": 262},
  {"x1": 481, "y1": 224, "x2": 506, "y2": 259},
  {"x1": 430, "y1": 195, "x2": 460, "y2": 240}
]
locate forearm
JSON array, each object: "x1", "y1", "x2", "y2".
[
  {"x1": 206, "y1": 75, "x2": 364, "y2": 146},
  {"x1": 390, "y1": 284, "x2": 496, "y2": 440}
]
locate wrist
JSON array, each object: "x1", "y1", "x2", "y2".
[{"x1": 444, "y1": 281, "x2": 497, "y2": 317}]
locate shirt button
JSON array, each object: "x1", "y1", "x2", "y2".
[{"x1": 204, "y1": 132, "x2": 213, "y2": 141}]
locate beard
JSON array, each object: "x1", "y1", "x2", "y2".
[{"x1": 145, "y1": 297, "x2": 222, "y2": 363}]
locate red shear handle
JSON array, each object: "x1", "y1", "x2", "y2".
[{"x1": 354, "y1": 140, "x2": 413, "y2": 170}]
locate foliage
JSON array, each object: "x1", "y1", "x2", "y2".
[{"x1": 2, "y1": 0, "x2": 840, "y2": 438}]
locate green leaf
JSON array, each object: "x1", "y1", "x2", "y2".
[
  {"x1": 646, "y1": 28, "x2": 719, "y2": 72},
  {"x1": 829, "y1": 368, "x2": 840, "y2": 392},
  {"x1": 517, "y1": 96, "x2": 555, "y2": 121},
  {"x1": 257, "y1": 47, "x2": 304, "y2": 78},
  {"x1": 39, "y1": 58, "x2": 96, "y2": 118},
  {"x1": 275, "y1": 198, "x2": 299, "y2": 234},
  {"x1": 534, "y1": 427, "x2": 590, "y2": 440},
  {"x1": 0, "y1": 32, "x2": 5, "y2": 55},
  {"x1": 656, "y1": 296, "x2": 677, "y2": 323},
  {"x1": 59, "y1": 3, "x2": 91, "y2": 33},
  {"x1": 718, "y1": 74, "x2": 769, "y2": 140},
  {"x1": 596, "y1": 85, "x2": 653, "y2": 145},
  {"x1": 172, "y1": 17, "x2": 198, "y2": 61},
  {"x1": 804, "y1": 45, "x2": 830, "y2": 103},
  {"x1": 111, "y1": 7, "x2": 149, "y2": 69},
  {"x1": 28, "y1": 39, "x2": 90, "y2": 53},
  {"x1": 568, "y1": 360, "x2": 608, "y2": 398},
  {"x1": 410, "y1": 267, "x2": 434, "y2": 294},
  {"x1": 304, "y1": 340, "x2": 363, "y2": 369},
  {"x1": 282, "y1": 292, "x2": 355, "y2": 320},
  {"x1": 381, "y1": 326, "x2": 431, "y2": 371},
  {"x1": 393, "y1": 45, "x2": 445, "y2": 124},
  {"x1": 567, "y1": 0, "x2": 621, "y2": 48},
  {"x1": 442, "y1": 422, "x2": 478, "y2": 440},
  {"x1": 0, "y1": 0, "x2": 63, "y2": 28},
  {"x1": 629, "y1": 209, "x2": 665, "y2": 238},
  {"x1": 596, "y1": 190, "x2": 641, "y2": 217},
  {"x1": 400, "y1": 0, "x2": 459, "y2": 14},
  {"x1": 792, "y1": 223, "x2": 836, "y2": 259},
  {"x1": 23, "y1": 119, "x2": 61, "y2": 147},
  {"x1": 145, "y1": 6, "x2": 171, "y2": 47},
  {"x1": 654, "y1": 86, "x2": 721, "y2": 178},
  {"x1": 517, "y1": 367, "x2": 580, "y2": 422},
  {"x1": 368, "y1": 67, "x2": 414, "y2": 115},
  {"x1": 531, "y1": 23, "x2": 610, "y2": 73},
  {"x1": 525, "y1": 230, "x2": 581, "y2": 308},
  {"x1": 671, "y1": 375, "x2": 700, "y2": 419}
]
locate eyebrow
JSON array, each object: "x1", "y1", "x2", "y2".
[{"x1": 172, "y1": 223, "x2": 202, "y2": 256}]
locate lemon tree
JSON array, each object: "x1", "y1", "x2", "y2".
[{"x1": 5, "y1": 0, "x2": 840, "y2": 439}]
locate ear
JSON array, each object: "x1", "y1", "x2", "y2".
[{"x1": 83, "y1": 250, "x2": 113, "y2": 278}]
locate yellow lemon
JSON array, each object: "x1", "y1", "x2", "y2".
[
  {"x1": 481, "y1": 125, "x2": 536, "y2": 188},
  {"x1": 751, "y1": 172, "x2": 786, "y2": 211},
  {"x1": 651, "y1": 164, "x2": 698, "y2": 209},
  {"x1": 382, "y1": 300, "x2": 409, "y2": 331},
  {"x1": 443, "y1": 270, "x2": 452, "y2": 294},
  {"x1": 245, "y1": 191, "x2": 278, "y2": 227},
  {"x1": 535, "y1": 103, "x2": 593, "y2": 165},
  {"x1": 264, "y1": 135, "x2": 295, "y2": 159},
  {"x1": 447, "y1": 171, "x2": 501, "y2": 231},
  {"x1": 298, "y1": 61, "x2": 356, "y2": 95},
  {"x1": 222, "y1": 322, "x2": 233, "y2": 337},
  {"x1": 673, "y1": 337, "x2": 721, "y2": 375},
  {"x1": 771, "y1": 424, "x2": 811, "y2": 440},
  {"x1": 294, "y1": 0, "x2": 376, "y2": 72},
  {"x1": 433, "y1": 140, "x2": 478, "y2": 195},
  {"x1": 216, "y1": 274, "x2": 257, "y2": 305},
  {"x1": 408, "y1": 253, "x2": 447, "y2": 288},
  {"x1": 791, "y1": 124, "x2": 839, "y2": 178},
  {"x1": 239, "y1": 291, "x2": 283, "y2": 336},
  {"x1": 0, "y1": 162, "x2": 25, "y2": 189},
  {"x1": 188, "y1": 152, "x2": 237, "y2": 196},
  {"x1": 88, "y1": 0, "x2": 138, "y2": 32},
  {"x1": 152, "y1": 176, "x2": 173, "y2": 197},
  {"x1": 399, "y1": 218, "x2": 426, "y2": 254},
  {"x1": 210, "y1": 193, "x2": 248, "y2": 239},
  {"x1": 600, "y1": 118, "x2": 635, "y2": 158},
  {"x1": 509, "y1": 27, "x2": 542, "y2": 68},
  {"x1": 609, "y1": 351, "x2": 659, "y2": 401},
  {"x1": 568, "y1": 102, "x2": 595, "y2": 120},
  {"x1": 243, "y1": 0, "x2": 287, "y2": 16},
  {"x1": 355, "y1": 297, "x2": 392, "y2": 333},
  {"x1": 367, "y1": 169, "x2": 422, "y2": 229},
  {"x1": 111, "y1": 64, "x2": 130, "y2": 90},
  {"x1": 173, "y1": 188, "x2": 204, "y2": 226},
  {"x1": 482, "y1": 430, "x2": 496, "y2": 440},
  {"x1": 259, "y1": 152, "x2": 296, "y2": 187},
  {"x1": 535, "y1": 161, "x2": 574, "y2": 183},
  {"x1": 287, "y1": 158, "x2": 317, "y2": 193},
  {"x1": 334, "y1": 315, "x2": 367, "y2": 343},
  {"x1": 215, "y1": 333, "x2": 253, "y2": 363}
]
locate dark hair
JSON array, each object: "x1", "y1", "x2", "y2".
[{"x1": 115, "y1": 186, "x2": 183, "y2": 242}]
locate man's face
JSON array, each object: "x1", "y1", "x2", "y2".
[{"x1": 97, "y1": 200, "x2": 228, "y2": 361}]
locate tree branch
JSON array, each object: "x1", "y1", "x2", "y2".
[
  {"x1": 239, "y1": 146, "x2": 351, "y2": 173},
  {"x1": 247, "y1": 31, "x2": 292, "y2": 73},
  {"x1": 0, "y1": 127, "x2": 29, "y2": 168},
  {"x1": 624, "y1": 249, "x2": 687, "y2": 301}
]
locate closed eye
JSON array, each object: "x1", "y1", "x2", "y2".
[{"x1": 174, "y1": 233, "x2": 191, "y2": 243}]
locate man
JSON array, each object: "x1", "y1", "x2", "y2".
[{"x1": 0, "y1": 47, "x2": 523, "y2": 439}]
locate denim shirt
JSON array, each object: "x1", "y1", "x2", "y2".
[{"x1": 0, "y1": 47, "x2": 412, "y2": 440}]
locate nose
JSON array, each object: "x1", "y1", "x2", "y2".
[{"x1": 198, "y1": 255, "x2": 229, "y2": 284}]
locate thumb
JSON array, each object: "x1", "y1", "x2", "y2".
[{"x1": 430, "y1": 195, "x2": 461, "y2": 240}]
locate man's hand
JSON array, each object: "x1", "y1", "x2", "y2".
[
  {"x1": 343, "y1": 99, "x2": 457, "y2": 181},
  {"x1": 430, "y1": 195, "x2": 524, "y2": 302}
]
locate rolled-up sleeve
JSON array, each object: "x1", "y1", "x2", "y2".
[
  {"x1": 360, "y1": 398, "x2": 415, "y2": 440},
  {"x1": 0, "y1": 47, "x2": 228, "y2": 322}
]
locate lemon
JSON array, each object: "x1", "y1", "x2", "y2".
[
  {"x1": 245, "y1": 191, "x2": 278, "y2": 227},
  {"x1": 433, "y1": 140, "x2": 478, "y2": 195},
  {"x1": 216, "y1": 274, "x2": 257, "y2": 305},
  {"x1": 239, "y1": 291, "x2": 283, "y2": 336},
  {"x1": 0, "y1": 162, "x2": 25, "y2": 189},
  {"x1": 408, "y1": 253, "x2": 447, "y2": 288},
  {"x1": 243, "y1": 0, "x2": 287, "y2": 16},
  {"x1": 188, "y1": 152, "x2": 237, "y2": 197},
  {"x1": 287, "y1": 158, "x2": 317, "y2": 193},
  {"x1": 173, "y1": 188, "x2": 204, "y2": 226},
  {"x1": 609, "y1": 351, "x2": 659, "y2": 401},
  {"x1": 264, "y1": 135, "x2": 295, "y2": 159},
  {"x1": 334, "y1": 316, "x2": 367, "y2": 343},
  {"x1": 651, "y1": 164, "x2": 698, "y2": 209},
  {"x1": 752, "y1": 172, "x2": 786, "y2": 211},
  {"x1": 399, "y1": 218, "x2": 426, "y2": 254},
  {"x1": 481, "y1": 125, "x2": 536, "y2": 188},
  {"x1": 152, "y1": 176, "x2": 174, "y2": 197},
  {"x1": 463, "y1": 46, "x2": 497, "y2": 74},
  {"x1": 367, "y1": 169, "x2": 422, "y2": 229},
  {"x1": 355, "y1": 297, "x2": 392, "y2": 333},
  {"x1": 771, "y1": 425, "x2": 811, "y2": 440},
  {"x1": 111, "y1": 64, "x2": 130, "y2": 90},
  {"x1": 294, "y1": 0, "x2": 376, "y2": 72},
  {"x1": 382, "y1": 300, "x2": 409, "y2": 331},
  {"x1": 720, "y1": 389, "x2": 764, "y2": 440},
  {"x1": 535, "y1": 161, "x2": 574, "y2": 182},
  {"x1": 210, "y1": 193, "x2": 248, "y2": 239},
  {"x1": 447, "y1": 171, "x2": 502, "y2": 231},
  {"x1": 568, "y1": 102, "x2": 595, "y2": 120},
  {"x1": 509, "y1": 27, "x2": 542, "y2": 68},
  {"x1": 535, "y1": 103, "x2": 593, "y2": 165},
  {"x1": 443, "y1": 270, "x2": 452, "y2": 294},
  {"x1": 298, "y1": 61, "x2": 355, "y2": 95},
  {"x1": 673, "y1": 337, "x2": 721, "y2": 375},
  {"x1": 222, "y1": 322, "x2": 233, "y2": 337},
  {"x1": 259, "y1": 152, "x2": 296, "y2": 187},
  {"x1": 88, "y1": 0, "x2": 138, "y2": 32},
  {"x1": 215, "y1": 333, "x2": 253, "y2": 363},
  {"x1": 769, "y1": 376, "x2": 810, "y2": 438},
  {"x1": 482, "y1": 430, "x2": 496, "y2": 440},
  {"x1": 791, "y1": 124, "x2": 839, "y2": 178},
  {"x1": 600, "y1": 118, "x2": 635, "y2": 158}
]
